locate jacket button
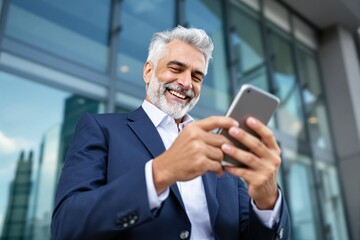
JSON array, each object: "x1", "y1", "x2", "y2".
[
  {"x1": 179, "y1": 230, "x2": 190, "y2": 239},
  {"x1": 278, "y1": 227, "x2": 284, "y2": 239}
]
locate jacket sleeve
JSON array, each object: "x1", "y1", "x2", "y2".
[{"x1": 51, "y1": 113, "x2": 158, "y2": 239}]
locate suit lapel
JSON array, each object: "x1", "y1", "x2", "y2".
[
  {"x1": 127, "y1": 107, "x2": 185, "y2": 209},
  {"x1": 202, "y1": 172, "x2": 219, "y2": 227},
  {"x1": 127, "y1": 107, "x2": 165, "y2": 158},
  {"x1": 170, "y1": 185, "x2": 185, "y2": 209}
]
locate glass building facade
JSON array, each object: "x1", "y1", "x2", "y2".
[{"x1": 0, "y1": 0, "x2": 353, "y2": 239}]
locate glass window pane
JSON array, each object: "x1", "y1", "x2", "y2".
[
  {"x1": 186, "y1": 0, "x2": 230, "y2": 113},
  {"x1": 0, "y1": 72, "x2": 104, "y2": 240},
  {"x1": 294, "y1": 17, "x2": 318, "y2": 50},
  {"x1": 116, "y1": 106, "x2": 130, "y2": 113},
  {"x1": 240, "y1": 0, "x2": 260, "y2": 11},
  {"x1": 282, "y1": 148, "x2": 322, "y2": 240},
  {"x1": 269, "y1": 28, "x2": 306, "y2": 139},
  {"x1": 13, "y1": 193, "x2": 29, "y2": 206},
  {"x1": 316, "y1": 161, "x2": 349, "y2": 240},
  {"x1": 5, "y1": 223, "x2": 23, "y2": 238},
  {"x1": 5, "y1": 0, "x2": 111, "y2": 71},
  {"x1": 230, "y1": 1, "x2": 276, "y2": 128},
  {"x1": 298, "y1": 47, "x2": 333, "y2": 149},
  {"x1": 230, "y1": 1, "x2": 265, "y2": 85},
  {"x1": 264, "y1": 0, "x2": 290, "y2": 32},
  {"x1": 117, "y1": 0, "x2": 175, "y2": 87}
]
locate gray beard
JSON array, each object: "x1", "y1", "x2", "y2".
[{"x1": 147, "y1": 74, "x2": 200, "y2": 119}]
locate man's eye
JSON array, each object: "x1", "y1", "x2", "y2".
[
  {"x1": 192, "y1": 75, "x2": 202, "y2": 82},
  {"x1": 170, "y1": 67, "x2": 181, "y2": 72}
]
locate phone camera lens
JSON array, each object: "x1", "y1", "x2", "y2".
[{"x1": 247, "y1": 89, "x2": 251, "y2": 93}]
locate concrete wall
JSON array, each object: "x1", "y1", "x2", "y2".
[{"x1": 319, "y1": 25, "x2": 360, "y2": 240}]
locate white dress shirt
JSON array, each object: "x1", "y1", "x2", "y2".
[{"x1": 142, "y1": 100, "x2": 281, "y2": 239}]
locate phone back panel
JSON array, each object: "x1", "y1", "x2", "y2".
[{"x1": 220, "y1": 84, "x2": 280, "y2": 166}]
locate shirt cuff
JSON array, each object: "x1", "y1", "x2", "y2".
[
  {"x1": 251, "y1": 190, "x2": 282, "y2": 228},
  {"x1": 145, "y1": 160, "x2": 170, "y2": 210}
]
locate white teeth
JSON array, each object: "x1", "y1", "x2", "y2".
[{"x1": 169, "y1": 90, "x2": 186, "y2": 99}]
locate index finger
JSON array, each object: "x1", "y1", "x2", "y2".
[
  {"x1": 195, "y1": 116, "x2": 239, "y2": 132},
  {"x1": 246, "y1": 117, "x2": 280, "y2": 152}
]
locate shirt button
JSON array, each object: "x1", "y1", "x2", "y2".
[{"x1": 179, "y1": 230, "x2": 190, "y2": 239}]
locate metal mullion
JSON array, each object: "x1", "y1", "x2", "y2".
[
  {"x1": 223, "y1": 0, "x2": 238, "y2": 98},
  {"x1": 0, "y1": 0, "x2": 10, "y2": 49},
  {"x1": 259, "y1": 0, "x2": 276, "y2": 96},
  {"x1": 0, "y1": 64, "x2": 107, "y2": 103},
  {"x1": 259, "y1": 0, "x2": 283, "y2": 143},
  {"x1": 314, "y1": 35, "x2": 353, "y2": 239},
  {"x1": 289, "y1": 13, "x2": 326, "y2": 240},
  {"x1": 106, "y1": 0, "x2": 122, "y2": 113},
  {"x1": 259, "y1": 1, "x2": 296, "y2": 239},
  {"x1": 176, "y1": 0, "x2": 186, "y2": 27}
]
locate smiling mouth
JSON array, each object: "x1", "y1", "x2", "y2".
[{"x1": 168, "y1": 89, "x2": 187, "y2": 100}]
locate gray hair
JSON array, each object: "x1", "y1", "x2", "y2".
[{"x1": 147, "y1": 25, "x2": 214, "y2": 75}]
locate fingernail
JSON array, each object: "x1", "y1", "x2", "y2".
[
  {"x1": 229, "y1": 127, "x2": 240, "y2": 135},
  {"x1": 248, "y1": 117, "x2": 257, "y2": 126},
  {"x1": 222, "y1": 143, "x2": 232, "y2": 152},
  {"x1": 233, "y1": 120, "x2": 239, "y2": 127}
]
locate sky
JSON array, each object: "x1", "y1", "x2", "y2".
[{"x1": 0, "y1": 71, "x2": 68, "y2": 233}]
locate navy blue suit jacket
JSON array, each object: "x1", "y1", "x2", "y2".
[{"x1": 51, "y1": 107, "x2": 290, "y2": 239}]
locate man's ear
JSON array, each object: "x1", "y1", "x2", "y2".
[{"x1": 143, "y1": 61, "x2": 153, "y2": 84}]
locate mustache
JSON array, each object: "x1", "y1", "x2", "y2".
[{"x1": 163, "y1": 83, "x2": 195, "y2": 98}]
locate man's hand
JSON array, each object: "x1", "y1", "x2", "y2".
[
  {"x1": 221, "y1": 117, "x2": 281, "y2": 210},
  {"x1": 152, "y1": 116, "x2": 238, "y2": 194}
]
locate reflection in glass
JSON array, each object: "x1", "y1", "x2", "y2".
[
  {"x1": 0, "y1": 72, "x2": 103, "y2": 240},
  {"x1": 5, "y1": 0, "x2": 111, "y2": 71},
  {"x1": 228, "y1": 2, "x2": 277, "y2": 127},
  {"x1": 297, "y1": 46, "x2": 332, "y2": 149},
  {"x1": 230, "y1": 1, "x2": 275, "y2": 130},
  {"x1": 317, "y1": 162, "x2": 349, "y2": 240},
  {"x1": 57, "y1": 95, "x2": 105, "y2": 173},
  {"x1": 283, "y1": 148, "x2": 322, "y2": 240},
  {"x1": 230, "y1": 0, "x2": 265, "y2": 81},
  {"x1": 116, "y1": 106, "x2": 129, "y2": 113},
  {"x1": 269, "y1": 28, "x2": 306, "y2": 139},
  {"x1": 264, "y1": 0, "x2": 290, "y2": 32},
  {"x1": 186, "y1": 0, "x2": 230, "y2": 112},
  {"x1": 118, "y1": 0, "x2": 175, "y2": 87},
  {"x1": 1, "y1": 151, "x2": 32, "y2": 239},
  {"x1": 230, "y1": 0, "x2": 267, "y2": 95},
  {"x1": 26, "y1": 125, "x2": 60, "y2": 240}
]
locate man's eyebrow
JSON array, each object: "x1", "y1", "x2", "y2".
[
  {"x1": 167, "y1": 61, "x2": 205, "y2": 78},
  {"x1": 167, "y1": 60, "x2": 187, "y2": 68}
]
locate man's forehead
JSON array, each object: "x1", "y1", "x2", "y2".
[
  {"x1": 162, "y1": 41, "x2": 206, "y2": 68},
  {"x1": 165, "y1": 40, "x2": 202, "y2": 55}
]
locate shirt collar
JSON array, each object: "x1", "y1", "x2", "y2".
[{"x1": 142, "y1": 100, "x2": 193, "y2": 128}]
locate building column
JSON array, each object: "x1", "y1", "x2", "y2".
[{"x1": 319, "y1": 25, "x2": 360, "y2": 240}]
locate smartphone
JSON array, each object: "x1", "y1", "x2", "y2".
[{"x1": 218, "y1": 84, "x2": 280, "y2": 167}]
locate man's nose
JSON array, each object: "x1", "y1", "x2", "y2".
[{"x1": 177, "y1": 71, "x2": 192, "y2": 89}]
